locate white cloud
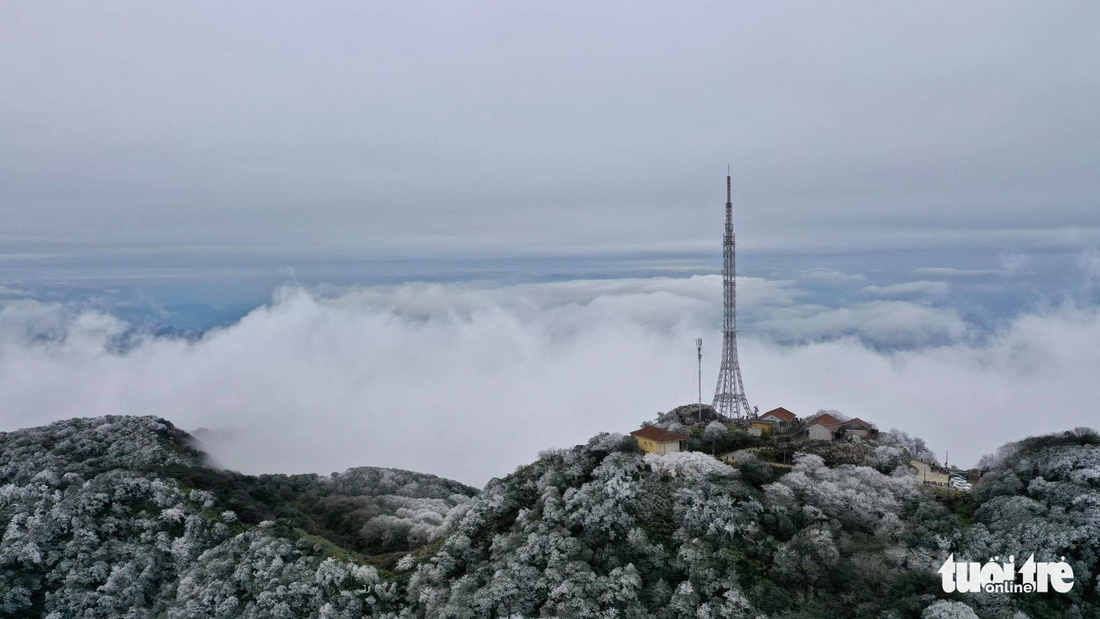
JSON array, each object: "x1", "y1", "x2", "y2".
[
  {"x1": 862, "y1": 281, "x2": 949, "y2": 298},
  {"x1": 1078, "y1": 247, "x2": 1100, "y2": 287},
  {"x1": 0, "y1": 279, "x2": 1096, "y2": 486},
  {"x1": 751, "y1": 301, "x2": 967, "y2": 347},
  {"x1": 999, "y1": 253, "x2": 1031, "y2": 276},
  {"x1": 798, "y1": 268, "x2": 866, "y2": 285},
  {"x1": 749, "y1": 305, "x2": 1100, "y2": 469},
  {"x1": 912, "y1": 267, "x2": 1002, "y2": 278}
]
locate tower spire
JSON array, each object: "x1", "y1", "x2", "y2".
[
  {"x1": 713, "y1": 172, "x2": 753, "y2": 420},
  {"x1": 696, "y1": 337, "x2": 703, "y2": 424}
]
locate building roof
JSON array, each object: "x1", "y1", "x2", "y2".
[
  {"x1": 631, "y1": 426, "x2": 689, "y2": 442},
  {"x1": 760, "y1": 407, "x2": 797, "y2": 422},
  {"x1": 843, "y1": 417, "x2": 873, "y2": 429},
  {"x1": 806, "y1": 413, "x2": 843, "y2": 430}
]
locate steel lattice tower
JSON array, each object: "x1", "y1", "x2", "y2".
[{"x1": 713, "y1": 173, "x2": 754, "y2": 419}]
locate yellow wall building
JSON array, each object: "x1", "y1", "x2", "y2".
[
  {"x1": 630, "y1": 426, "x2": 689, "y2": 455},
  {"x1": 750, "y1": 421, "x2": 773, "y2": 436}
]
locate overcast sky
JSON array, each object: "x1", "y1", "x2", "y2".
[
  {"x1": 3, "y1": 3, "x2": 1100, "y2": 483},
  {"x1": 3, "y1": 1, "x2": 1099, "y2": 262}
]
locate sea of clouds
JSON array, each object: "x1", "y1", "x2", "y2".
[{"x1": 1, "y1": 274, "x2": 1097, "y2": 486}]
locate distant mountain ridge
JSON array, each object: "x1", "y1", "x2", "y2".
[
  {"x1": 2, "y1": 415, "x2": 1098, "y2": 618},
  {"x1": 0, "y1": 415, "x2": 474, "y2": 617}
]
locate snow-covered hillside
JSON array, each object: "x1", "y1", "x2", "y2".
[{"x1": 2, "y1": 416, "x2": 1098, "y2": 618}]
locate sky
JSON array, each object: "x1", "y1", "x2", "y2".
[
  {"x1": 3, "y1": 2, "x2": 1099, "y2": 261},
  {"x1": 2, "y1": 2, "x2": 1099, "y2": 485}
]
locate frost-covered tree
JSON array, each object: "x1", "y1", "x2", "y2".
[
  {"x1": 922, "y1": 599, "x2": 979, "y2": 619},
  {"x1": 665, "y1": 422, "x2": 689, "y2": 436},
  {"x1": 644, "y1": 451, "x2": 736, "y2": 480},
  {"x1": 889, "y1": 428, "x2": 938, "y2": 463},
  {"x1": 4, "y1": 414, "x2": 1099, "y2": 618},
  {"x1": 0, "y1": 416, "x2": 466, "y2": 618},
  {"x1": 703, "y1": 421, "x2": 728, "y2": 444}
]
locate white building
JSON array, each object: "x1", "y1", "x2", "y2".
[{"x1": 802, "y1": 413, "x2": 843, "y2": 441}]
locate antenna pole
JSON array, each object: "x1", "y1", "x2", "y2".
[{"x1": 696, "y1": 337, "x2": 703, "y2": 423}]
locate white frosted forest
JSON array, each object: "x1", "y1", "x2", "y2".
[{"x1": 2, "y1": 415, "x2": 1099, "y2": 617}]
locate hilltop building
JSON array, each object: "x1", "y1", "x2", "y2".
[
  {"x1": 840, "y1": 417, "x2": 875, "y2": 439},
  {"x1": 795, "y1": 413, "x2": 878, "y2": 442},
  {"x1": 758, "y1": 407, "x2": 798, "y2": 432},
  {"x1": 748, "y1": 420, "x2": 774, "y2": 437},
  {"x1": 802, "y1": 413, "x2": 845, "y2": 441},
  {"x1": 631, "y1": 426, "x2": 689, "y2": 456}
]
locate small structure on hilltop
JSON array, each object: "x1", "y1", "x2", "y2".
[
  {"x1": 838, "y1": 417, "x2": 876, "y2": 439},
  {"x1": 748, "y1": 420, "x2": 774, "y2": 437},
  {"x1": 801, "y1": 413, "x2": 845, "y2": 441},
  {"x1": 631, "y1": 426, "x2": 689, "y2": 456},
  {"x1": 793, "y1": 411, "x2": 878, "y2": 442},
  {"x1": 758, "y1": 407, "x2": 798, "y2": 433}
]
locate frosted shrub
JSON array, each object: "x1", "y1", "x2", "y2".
[{"x1": 644, "y1": 451, "x2": 736, "y2": 479}]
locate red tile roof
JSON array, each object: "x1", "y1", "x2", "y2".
[
  {"x1": 631, "y1": 426, "x2": 689, "y2": 442},
  {"x1": 760, "y1": 407, "x2": 796, "y2": 422},
  {"x1": 843, "y1": 417, "x2": 873, "y2": 429},
  {"x1": 807, "y1": 413, "x2": 843, "y2": 430}
]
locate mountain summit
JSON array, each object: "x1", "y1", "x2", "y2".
[{"x1": 2, "y1": 415, "x2": 1098, "y2": 617}]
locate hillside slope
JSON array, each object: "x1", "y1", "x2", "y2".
[
  {"x1": 0, "y1": 416, "x2": 475, "y2": 618},
  {"x1": 402, "y1": 430, "x2": 1100, "y2": 618},
  {"x1": 2, "y1": 416, "x2": 1098, "y2": 618}
]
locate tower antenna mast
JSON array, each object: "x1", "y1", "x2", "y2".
[
  {"x1": 696, "y1": 337, "x2": 703, "y2": 423},
  {"x1": 712, "y1": 172, "x2": 753, "y2": 419}
]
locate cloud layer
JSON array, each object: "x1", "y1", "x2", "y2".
[
  {"x1": 3, "y1": 3, "x2": 1100, "y2": 262},
  {"x1": 863, "y1": 281, "x2": 949, "y2": 298},
  {"x1": 1, "y1": 277, "x2": 1097, "y2": 486}
]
